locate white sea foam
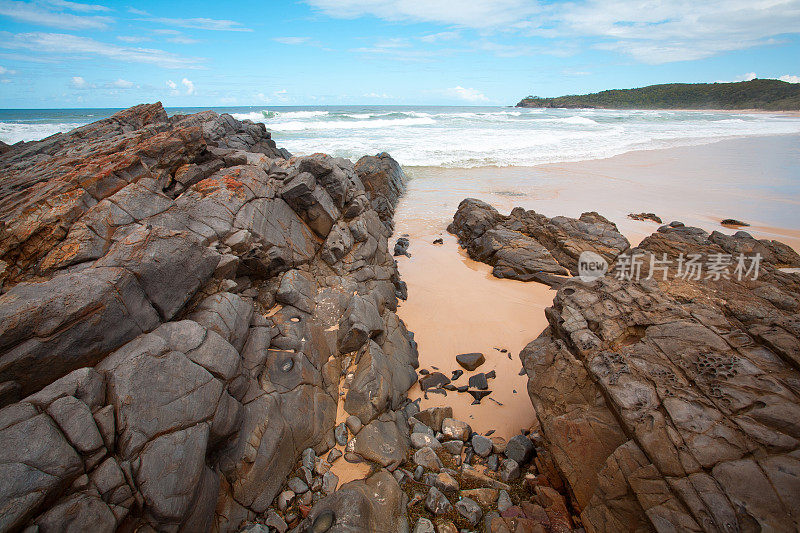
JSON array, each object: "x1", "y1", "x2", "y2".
[
  {"x1": 3, "y1": 107, "x2": 800, "y2": 168},
  {"x1": 0, "y1": 122, "x2": 84, "y2": 144}
]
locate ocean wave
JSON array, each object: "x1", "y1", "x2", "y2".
[
  {"x1": 266, "y1": 116, "x2": 436, "y2": 131},
  {"x1": 0, "y1": 122, "x2": 85, "y2": 144}
]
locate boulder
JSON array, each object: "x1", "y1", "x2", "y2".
[{"x1": 456, "y1": 352, "x2": 485, "y2": 371}]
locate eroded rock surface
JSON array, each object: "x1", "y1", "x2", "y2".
[
  {"x1": 448, "y1": 198, "x2": 630, "y2": 285},
  {"x1": 521, "y1": 223, "x2": 800, "y2": 532},
  {"x1": 0, "y1": 103, "x2": 418, "y2": 532}
]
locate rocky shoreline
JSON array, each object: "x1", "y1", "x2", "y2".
[{"x1": 2, "y1": 104, "x2": 800, "y2": 533}]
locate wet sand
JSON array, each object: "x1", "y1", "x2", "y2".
[{"x1": 392, "y1": 133, "x2": 800, "y2": 440}]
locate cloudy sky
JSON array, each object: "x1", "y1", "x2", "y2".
[{"x1": 0, "y1": 0, "x2": 798, "y2": 107}]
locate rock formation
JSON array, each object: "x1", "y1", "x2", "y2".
[
  {"x1": 448, "y1": 198, "x2": 630, "y2": 286},
  {"x1": 0, "y1": 103, "x2": 419, "y2": 532},
  {"x1": 520, "y1": 222, "x2": 800, "y2": 531}
]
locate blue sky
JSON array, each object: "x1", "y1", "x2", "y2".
[{"x1": 0, "y1": 0, "x2": 798, "y2": 108}]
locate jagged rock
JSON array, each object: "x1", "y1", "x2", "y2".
[
  {"x1": 628, "y1": 212, "x2": 662, "y2": 223},
  {"x1": 462, "y1": 488, "x2": 498, "y2": 507},
  {"x1": 345, "y1": 415, "x2": 362, "y2": 435},
  {"x1": 448, "y1": 198, "x2": 630, "y2": 283},
  {"x1": 355, "y1": 152, "x2": 407, "y2": 231},
  {"x1": 497, "y1": 490, "x2": 512, "y2": 513},
  {"x1": 419, "y1": 371, "x2": 450, "y2": 390},
  {"x1": 414, "y1": 406, "x2": 452, "y2": 432},
  {"x1": 519, "y1": 219, "x2": 800, "y2": 531},
  {"x1": 432, "y1": 472, "x2": 460, "y2": 493},
  {"x1": 0, "y1": 104, "x2": 413, "y2": 531},
  {"x1": 468, "y1": 373, "x2": 489, "y2": 390}
]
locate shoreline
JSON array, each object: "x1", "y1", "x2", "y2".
[{"x1": 392, "y1": 131, "x2": 800, "y2": 444}]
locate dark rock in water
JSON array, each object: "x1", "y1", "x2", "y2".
[
  {"x1": 433, "y1": 238, "x2": 443, "y2": 245},
  {"x1": 628, "y1": 212, "x2": 662, "y2": 223},
  {"x1": 468, "y1": 390, "x2": 491, "y2": 403},
  {"x1": 456, "y1": 352, "x2": 485, "y2": 371},
  {"x1": 419, "y1": 372, "x2": 450, "y2": 390},
  {"x1": 451, "y1": 369, "x2": 463, "y2": 380},
  {"x1": 468, "y1": 373, "x2": 489, "y2": 390},
  {"x1": 485, "y1": 370, "x2": 496, "y2": 380},
  {"x1": 669, "y1": 220, "x2": 684, "y2": 227},
  {"x1": 721, "y1": 218, "x2": 750, "y2": 227},
  {"x1": 447, "y1": 198, "x2": 629, "y2": 283},
  {"x1": 394, "y1": 236, "x2": 410, "y2": 257}
]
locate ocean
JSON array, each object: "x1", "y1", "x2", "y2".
[{"x1": 2, "y1": 106, "x2": 800, "y2": 168}]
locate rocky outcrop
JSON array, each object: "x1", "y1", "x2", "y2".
[
  {"x1": 354, "y1": 151, "x2": 406, "y2": 231},
  {"x1": 520, "y1": 222, "x2": 800, "y2": 531},
  {"x1": 448, "y1": 198, "x2": 630, "y2": 285},
  {"x1": 0, "y1": 104, "x2": 418, "y2": 532}
]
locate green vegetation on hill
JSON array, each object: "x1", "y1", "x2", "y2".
[{"x1": 516, "y1": 79, "x2": 800, "y2": 110}]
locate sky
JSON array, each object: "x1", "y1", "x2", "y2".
[{"x1": 0, "y1": 0, "x2": 798, "y2": 108}]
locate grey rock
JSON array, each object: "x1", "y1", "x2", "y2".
[
  {"x1": 456, "y1": 352, "x2": 485, "y2": 371},
  {"x1": 497, "y1": 490, "x2": 512, "y2": 513},
  {"x1": 345, "y1": 415, "x2": 362, "y2": 435},
  {"x1": 505, "y1": 434, "x2": 535, "y2": 465},
  {"x1": 441, "y1": 418, "x2": 471, "y2": 441},
  {"x1": 499, "y1": 459, "x2": 520, "y2": 482},
  {"x1": 471, "y1": 434, "x2": 493, "y2": 458},
  {"x1": 288, "y1": 477, "x2": 308, "y2": 494},
  {"x1": 277, "y1": 490, "x2": 295, "y2": 511},
  {"x1": 455, "y1": 496, "x2": 482, "y2": 525},
  {"x1": 424, "y1": 486, "x2": 452, "y2": 515},
  {"x1": 327, "y1": 449, "x2": 342, "y2": 463},
  {"x1": 412, "y1": 517, "x2": 435, "y2": 533},
  {"x1": 321, "y1": 471, "x2": 339, "y2": 495},
  {"x1": 335, "y1": 422, "x2": 348, "y2": 446},
  {"x1": 411, "y1": 432, "x2": 442, "y2": 450},
  {"x1": 414, "y1": 446, "x2": 443, "y2": 472},
  {"x1": 442, "y1": 440, "x2": 463, "y2": 455}
]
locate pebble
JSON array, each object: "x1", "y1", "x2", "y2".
[
  {"x1": 265, "y1": 510, "x2": 288, "y2": 533},
  {"x1": 414, "y1": 446, "x2": 443, "y2": 471},
  {"x1": 500, "y1": 459, "x2": 520, "y2": 482},
  {"x1": 310, "y1": 510, "x2": 335, "y2": 533},
  {"x1": 412, "y1": 517, "x2": 435, "y2": 533},
  {"x1": 424, "y1": 486, "x2": 453, "y2": 515},
  {"x1": 326, "y1": 449, "x2": 342, "y2": 463},
  {"x1": 413, "y1": 422, "x2": 435, "y2": 437},
  {"x1": 456, "y1": 496, "x2": 483, "y2": 525},
  {"x1": 487, "y1": 454, "x2": 499, "y2": 471},
  {"x1": 471, "y1": 434, "x2": 493, "y2": 457},
  {"x1": 506, "y1": 434, "x2": 535, "y2": 465},
  {"x1": 287, "y1": 477, "x2": 308, "y2": 494},
  {"x1": 322, "y1": 471, "x2": 338, "y2": 495},
  {"x1": 411, "y1": 432, "x2": 442, "y2": 450},
  {"x1": 345, "y1": 415, "x2": 362, "y2": 435},
  {"x1": 413, "y1": 465, "x2": 424, "y2": 480},
  {"x1": 434, "y1": 519, "x2": 457, "y2": 533},
  {"x1": 461, "y1": 488, "x2": 498, "y2": 507},
  {"x1": 334, "y1": 422, "x2": 348, "y2": 446},
  {"x1": 441, "y1": 440, "x2": 463, "y2": 455},
  {"x1": 497, "y1": 489, "x2": 512, "y2": 512},
  {"x1": 441, "y1": 418, "x2": 472, "y2": 441},
  {"x1": 277, "y1": 490, "x2": 294, "y2": 511},
  {"x1": 302, "y1": 448, "x2": 316, "y2": 471},
  {"x1": 433, "y1": 472, "x2": 460, "y2": 493},
  {"x1": 456, "y1": 352, "x2": 485, "y2": 371}
]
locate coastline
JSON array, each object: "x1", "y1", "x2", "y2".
[{"x1": 393, "y1": 131, "x2": 800, "y2": 442}]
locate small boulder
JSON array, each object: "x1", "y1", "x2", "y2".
[
  {"x1": 411, "y1": 432, "x2": 442, "y2": 450},
  {"x1": 456, "y1": 352, "x2": 485, "y2": 371},
  {"x1": 432, "y1": 472, "x2": 459, "y2": 493},
  {"x1": 505, "y1": 434, "x2": 535, "y2": 465},
  {"x1": 414, "y1": 446, "x2": 443, "y2": 471},
  {"x1": 415, "y1": 406, "x2": 452, "y2": 432},
  {"x1": 456, "y1": 496, "x2": 483, "y2": 525},
  {"x1": 471, "y1": 434, "x2": 493, "y2": 457},
  {"x1": 441, "y1": 418, "x2": 472, "y2": 441},
  {"x1": 424, "y1": 486, "x2": 452, "y2": 515},
  {"x1": 500, "y1": 459, "x2": 520, "y2": 482},
  {"x1": 412, "y1": 517, "x2": 435, "y2": 533},
  {"x1": 468, "y1": 373, "x2": 489, "y2": 390},
  {"x1": 497, "y1": 490, "x2": 512, "y2": 512}
]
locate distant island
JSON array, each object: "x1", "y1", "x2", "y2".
[{"x1": 516, "y1": 79, "x2": 800, "y2": 110}]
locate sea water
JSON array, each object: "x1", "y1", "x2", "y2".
[{"x1": 2, "y1": 106, "x2": 800, "y2": 168}]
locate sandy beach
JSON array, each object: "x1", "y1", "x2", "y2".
[{"x1": 394, "y1": 133, "x2": 800, "y2": 440}]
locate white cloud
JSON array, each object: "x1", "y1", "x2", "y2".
[
  {"x1": 44, "y1": 0, "x2": 110, "y2": 12},
  {"x1": 305, "y1": 0, "x2": 540, "y2": 28},
  {"x1": 364, "y1": 92, "x2": 391, "y2": 98},
  {"x1": 307, "y1": 0, "x2": 800, "y2": 64},
  {"x1": 110, "y1": 78, "x2": 133, "y2": 88},
  {"x1": 446, "y1": 86, "x2": 489, "y2": 102},
  {"x1": 273, "y1": 36, "x2": 311, "y2": 45},
  {"x1": 0, "y1": 0, "x2": 113, "y2": 30},
  {"x1": 143, "y1": 16, "x2": 252, "y2": 32},
  {"x1": 779, "y1": 74, "x2": 800, "y2": 83},
  {"x1": 127, "y1": 7, "x2": 148, "y2": 15},
  {"x1": 420, "y1": 31, "x2": 460, "y2": 43},
  {"x1": 70, "y1": 75, "x2": 87, "y2": 88},
  {"x1": 166, "y1": 79, "x2": 177, "y2": 89},
  {"x1": 181, "y1": 77, "x2": 194, "y2": 95},
  {"x1": 0, "y1": 65, "x2": 15, "y2": 74},
  {"x1": 256, "y1": 89, "x2": 289, "y2": 103},
  {"x1": 168, "y1": 36, "x2": 200, "y2": 44},
  {"x1": 0, "y1": 32, "x2": 204, "y2": 69},
  {"x1": 117, "y1": 35, "x2": 150, "y2": 43}
]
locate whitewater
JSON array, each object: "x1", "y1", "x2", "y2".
[{"x1": 2, "y1": 106, "x2": 800, "y2": 168}]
